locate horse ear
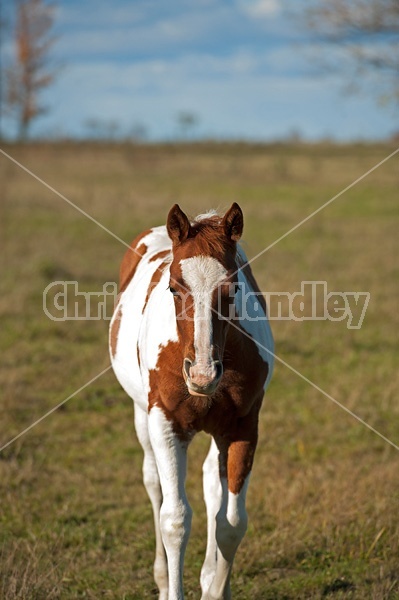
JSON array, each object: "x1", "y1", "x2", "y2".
[
  {"x1": 167, "y1": 204, "x2": 191, "y2": 244},
  {"x1": 222, "y1": 203, "x2": 243, "y2": 242}
]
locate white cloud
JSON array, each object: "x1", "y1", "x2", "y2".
[
  {"x1": 55, "y1": 3, "x2": 236, "y2": 58},
  {"x1": 239, "y1": 0, "x2": 281, "y2": 19},
  {"x1": 39, "y1": 48, "x2": 391, "y2": 142}
]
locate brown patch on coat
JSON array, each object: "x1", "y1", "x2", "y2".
[
  {"x1": 178, "y1": 222, "x2": 235, "y2": 262},
  {"x1": 142, "y1": 260, "x2": 170, "y2": 314},
  {"x1": 227, "y1": 439, "x2": 256, "y2": 494},
  {"x1": 110, "y1": 305, "x2": 122, "y2": 358},
  {"x1": 168, "y1": 209, "x2": 235, "y2": 262},
  {"x1": 147, "y1": 320, "x2": 269, "y2": 493},
  {"x1": 225, "y1": 393, "x2": 263, "y2": 494},
  {"x1": 119, "y1": 229, "x2": 152, "y2": 294},
  {"x1": 149, "y1": 250, "x2": 171, "y2": 262}
]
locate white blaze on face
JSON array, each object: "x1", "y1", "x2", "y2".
[{"x1": 180, "y1": 256, "x2": 227, "y2": 372}]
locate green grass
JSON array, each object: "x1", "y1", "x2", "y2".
[{"x1": 0, "y1": 141, "x2": 398, "y2": 599}]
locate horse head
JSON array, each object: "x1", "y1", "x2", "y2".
[{"x1": 167, "y1": 203, "x2": 243, "y2": 396}]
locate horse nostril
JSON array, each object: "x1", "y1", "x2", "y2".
[
  {"x1": 183, "y1": 358, "x2": 192, "y2": 379},
  {"x1": 214, "y1": 361, "x2": 223, "y2": 380}
]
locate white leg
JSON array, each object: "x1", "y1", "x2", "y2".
[
  {"x1": 203, "y1": 435, "x2": 256, "y2": 600},
  {"x1": 148, "y1": 406, "x2": 192, "y2": 600},
  {"x1": 134, "y1": 406, "x2": 169, "y2": 600},
  {"x1": 200, "y1": 438, "x2": 223, "y2": 596},
  {"x1": 208, "y1": 476, "x2": 249, "y2": 600}
]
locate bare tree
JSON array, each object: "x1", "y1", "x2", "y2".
[
  {"x1": 6, "y1": 0, "x2": 57, "y2": 140},
  {"x1": 176, "y1": 111, "x2": 199, "y2": 140},
  {"x1": 297, "y1": 0, "x2": 399, "y2": 105}
]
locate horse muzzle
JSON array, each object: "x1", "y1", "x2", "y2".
[{"x1": 183, "y1": 358, "x2": 223, "y2": 397}]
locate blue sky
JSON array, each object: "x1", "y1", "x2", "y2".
[{"x1": 2, "y1": 0, "x2": 397, "y2": 141}]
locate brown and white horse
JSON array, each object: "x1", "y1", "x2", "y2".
[{"x1": 109, "y1": 203, "x2": 274, "y2": 600}]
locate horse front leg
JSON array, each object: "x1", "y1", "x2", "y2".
[
  {"x1": 204, "y1": 432, "x2": 257, "y2": 600},
  {"x1": 134, "y1": 406, "x2": 168, "y2": 599},
  {"x1": 148, "y1": 406, "x2": 192, "y2": 600},
  {"x1": 200, "y1": 437, "x2": 223, "y2": 596}
]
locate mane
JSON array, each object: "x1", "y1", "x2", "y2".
[{"x1": 192, "y1": 209, "x2": 221, "y2": 224}]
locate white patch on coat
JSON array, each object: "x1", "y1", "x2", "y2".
[
  {"x1": 180, "y1": 256, "x2": 227, "y2": 372},
  {"x1": 235, "y1": 245, "x2": 274, "y2": 390},
  {"x1": 109, "y1": 226, "x2": 177, "y2": 411}
]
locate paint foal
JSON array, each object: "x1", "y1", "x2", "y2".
[{"x1": 109, "y1": 204, "x2": 274, "y2": 600}]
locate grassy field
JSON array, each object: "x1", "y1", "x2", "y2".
[{"x1": 0, "y1": 141, "x2": 398, "y2": 599}]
